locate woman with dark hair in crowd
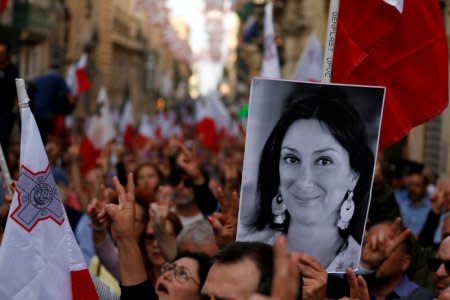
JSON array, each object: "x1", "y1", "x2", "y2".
[
  {"x1": 252, "y1": 93, "x2": 374, "y2": 271},
  {"x1": 134, "y1": 162, "x2": 163, "y2": 208},
  {"x1": 121, "y1": 251, "x2": 212, "y2": 300}
]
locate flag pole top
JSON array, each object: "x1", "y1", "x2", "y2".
[{"x1": 15, "y1": 78, "x2": 30, "y2": 108}]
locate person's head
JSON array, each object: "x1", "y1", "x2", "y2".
[
  {"x1": 173, "y1": 177, "x2": 195, "y2": 207},
  {"x1": 431, "y1": 237, "x2": 450, "y2": 295},
  {"x1": 134, "y1": 162, "x2": 162, "y2": 193},
  {"x1": 255, "y1": 94, "x2": 374, "y2": 244},
  {"x1": 201, "y1": 241, "x2": 273, "y2": 299},
  {"x1": 177, "y1": 220, "x2": 219, "y2": 257},
  {"x1": 366, "y1": 222, "x2": 412, "y2": 280},
  {"x1": 144, "y1": 212, "x2": 182, "y2": 268},
  {"x1": 134, "y1": 162, "x2": 162, "y2": 207},
  {"x1": 407, "y1": 173, "x2": 427, "y2": 203},
  {"x1": 0, "y1": 40, "x2": 11, "y2": 67},
  {"x1": 155, "y1": 252, "x2": 212, "y2": 300}
]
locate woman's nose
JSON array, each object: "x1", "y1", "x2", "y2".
[{"x1": 295, "y1": 165, "x2": 315, "y2": 189}]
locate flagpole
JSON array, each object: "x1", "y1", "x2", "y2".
[
  {"x1": 321, "y1": 0, "x2": 340, "y2": 83},
  {"x1": 0, "y1": 145, "x2": 12, "y2": 195}
]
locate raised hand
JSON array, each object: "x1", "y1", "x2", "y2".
[
  {"x1": 361, "y1": 217, "x2": 411, "y2": 270},
  {"x1": 149, "y1": 201, "x2": 169, "y2": 232},
  {"x1": 207, "y1": 186, "x2": 239, "y2": 249},
  {"x1": 175, "y1": 143, "x2": 204, "y2": 185},
  {"x1": 104, "y1": 174, "x2": 136, "y2": 242},
  {"x1": 293, "y1": 253, "x2": 327, "y2": 300},
  {"x1": 87, "y1": 184, "x2": 114, "y2": 228},
  {"x1": 345, "y1": 268, "x2": 370, "y2": 300},
  {"x1": 249, "y1": 236, "x2": 299, "y2": 300}
]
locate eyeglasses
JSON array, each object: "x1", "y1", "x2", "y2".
[
  {"x1": 427, "y1": 257, "x2": 450, "y2": 273},
  {"x1": 160, "y1": 262, "x2": 199, "y2": 285}
]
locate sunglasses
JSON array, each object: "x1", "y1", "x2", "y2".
[
  {"x1": 145, "y1": 233, "x2": 156, "y2": 241},
  {"x1": 427, "y1": 257, "x2": 450, "y2": 273}
]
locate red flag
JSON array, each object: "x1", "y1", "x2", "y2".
[
  {"x1": 0, "y1": 0, "x2": 8, "y2": 14},
  {"x1": 332, "y1": 0, "x2": 448, "y2": 149}
]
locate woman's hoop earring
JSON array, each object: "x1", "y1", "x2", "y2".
[
  {"x1": 272, "y1": 193, "x2": 287, "y2": 225},
  {"x1": 337, "y1": 190, "x2": 355, "y2": 230}
]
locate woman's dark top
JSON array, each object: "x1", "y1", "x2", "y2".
[{"x1": 120, "y1": 280, "x2": 157, "y2": 300}]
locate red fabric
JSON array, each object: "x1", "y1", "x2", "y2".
[
  {"x1": 123, "y1": 124, "x2": 134, "y2": 150},
  {"x1": 70, "y1": 269, "x2": 99, "y2": 299},
  {"x1": 196, "y1": 118, "x2": 219, "y2": 152},
  {"x1": 134, "y1": 133, "x2": 150, "y2": 150},
  {"x1": 0, "y1": 0, "x2": 8, "y2": 14},
  {"x1": 79, "y1": 137, "x2": 101, "y2": 175},
  {"x1": 332, "y1": 0, "x2": 448, "y2": 150},
  {"x1": 75, "y1": 68, "x2": 91, "y2": 94}
]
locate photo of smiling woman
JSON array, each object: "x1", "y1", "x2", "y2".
[{"x1": 237, "y1": 79, "x2": 385, "y2": 272}]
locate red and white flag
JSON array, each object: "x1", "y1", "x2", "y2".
[
  {"x1": 66, "y1": 53, "x2": 91, "y2": 96},
  {"x1": 332, "y1": 0, "x2": 448, "y2": 149},
  {"x1": 119, "y1": 100, "x2": 134, "y2": 150},
  {"x1": 0, "y1": 79, "x2": 98, "y2": 300},
  {"x1": 75, "y1": 53, "x2": 91, "y2": 94},
  {"x1": 261, "y1": 2, "x2": 280, "y2": 78},
  {"x1": 293, "y1": 32, "x2": 323, "y2": 82},
  {"x1": 195, "y1": 92, "x2": 231, "y2": 152},
  {"x1": 80, "y1": 87, "x2": 116, "y2": 174}
]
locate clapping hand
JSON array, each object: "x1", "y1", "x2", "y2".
[{"x1": 207, "y1": 186, "x2": 239, "y2": 249}]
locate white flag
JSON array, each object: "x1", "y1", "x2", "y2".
[
  {"x1": 86, "y1": 87, "x2": 116, "y2": 149},
  {"x1": 261, "y1": 2, "x2": 281, "y2": 78},
  {"x1": 292, "y1": 32, "x2": 323, "y2": 82},
  {"x1": 0, "y1": 79, "x2": 98, "y2": 300}
]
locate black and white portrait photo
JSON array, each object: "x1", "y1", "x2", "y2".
[{"x1": 237, "y1": 78, "x2": 385, "y2": 273}]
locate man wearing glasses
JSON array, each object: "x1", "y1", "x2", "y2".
[{"x1": 429, "y1": 236, "x2": 450, "y2": 296}]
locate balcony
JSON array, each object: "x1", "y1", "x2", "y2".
[{"x1": 13, "y1": 0, "x2": 52, "y2": 42}]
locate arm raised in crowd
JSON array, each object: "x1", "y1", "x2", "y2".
[
  {"x1": 174, "y1": 141, "x2": 218, "y2": 215},
  {"x1": 208, "y1": 186, "x2": 239, "y2": 249},
  {"x1": 103, "y1": 174, "x2": 147, "y2": 286},
  {"x1": 87, "y1": 184, "x2": 120, "y2": 280},
  {"x1": 149, "y1": 201, "x2": 178, "y2": 262},
  {"x1": 360, "y1": 217, "x2": 411, "y2": 271}
]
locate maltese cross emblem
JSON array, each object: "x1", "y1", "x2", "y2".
[{"x1": 10, "y1": 165, "x2": 65, "y2": 232}]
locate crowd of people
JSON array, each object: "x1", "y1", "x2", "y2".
[{"x1": 2, "y1": 42, "x2": 450, "y2": 300}]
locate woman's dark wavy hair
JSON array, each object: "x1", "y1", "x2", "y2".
[{"x1": 254, "y1": 92, "x2": 374, "y2": 244}]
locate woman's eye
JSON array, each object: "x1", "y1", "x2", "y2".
[
  {"x1": 316, "y1": 157, "x2": 333, "y2": 166},
  {"x1": 283, "y1": 155, "x2": 299, "y2": 164},
  {"x1": 179, "y1": 270, "x2": 189, "y2": 280}
]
